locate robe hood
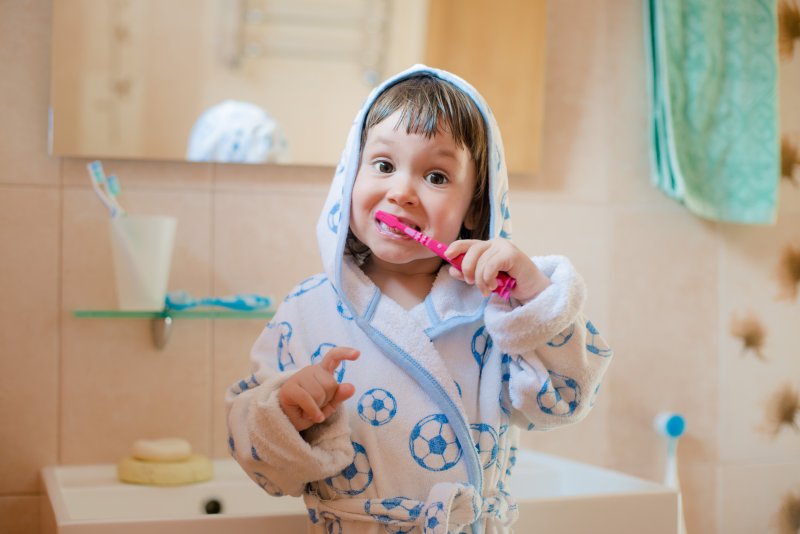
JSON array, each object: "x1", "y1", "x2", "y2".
[{"x1": 316, "y1": 64, "x2": 513, "y2": 323}]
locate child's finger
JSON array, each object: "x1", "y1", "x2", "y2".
[
  {"x1": 457, "y1": 241, "x2": 490, "y2": 285},
  {"x1": 444, "y1": 239, "x2": 477, "y2": 260},
  {"x1": 448, "y1": 266, "x2": 464, "y2": 280},
  {"x1": 332, "y1": 382, "x2": 356, "y2": 404},
  {"x1": 319, "y1": 347, "x2": 360, "y2": 374},
  {"x1": 475, "y1": 248, "x2": 504, "y2": 293},
  {"x1": 285, "y1": 383, "x2": 326, "y2": 423},
  {"x1": 320, "y1": 383, "x2": 356, "y2": 418}
]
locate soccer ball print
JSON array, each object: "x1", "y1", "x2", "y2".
[
  {"x1": 364, "y1": 496, "x2": 423, "y2": 533},
  {"x1": 423, "y1": 501, "x2": 447, "y2": 533},
  {"x1": 547, "y1": 322, "x2": 575, "y2": 347},
  {"x1": 409, "y1": 414, "x2": 463, "y2": 472},
  {"x1": 358, "y1": 388, "x2": 398, "y2": 426},
  {"x1": 585, "y1": 321, "x2": 613, "y2": 357},
  {"x1": 470, "y1": 423, "x2": 499, "y2": 469},
  {"x1": 325, "y1": 441, "x2": 373, "y2": 495},
  {"x1": 537, "y1": 370, "x2": 581, "y2": 416}
]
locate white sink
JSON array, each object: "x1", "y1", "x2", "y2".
[{"x1": 42, "y1": 450, "x2": 678, "y2": 534}]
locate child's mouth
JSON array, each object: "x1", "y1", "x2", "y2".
[{"x1": 374, "y1": 215, "x2": 420, "y2": 238}]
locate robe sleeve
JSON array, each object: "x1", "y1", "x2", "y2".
[{"x1": 484, "y1": 255, "x2": 612, "y2": 430}]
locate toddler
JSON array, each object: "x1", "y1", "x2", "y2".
[{"x1": 226, "y1": 65, "x2": 612, "y2": 533}]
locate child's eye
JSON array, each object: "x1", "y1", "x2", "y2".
[
  {"x1": 373, "y1": 160, "x2": 394, "y2": 173},
  {"x1": 425, "y1": 172, "x2": 449, "y2": 185}
]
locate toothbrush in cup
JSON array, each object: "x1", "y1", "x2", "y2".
[
  {"x1": 87, "y1": 161, "x2": 126, "y2": 217},
  {"x1": 375, "y1": 210, "x2": 517, "y2": 299}
]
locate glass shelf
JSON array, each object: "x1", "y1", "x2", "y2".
[
  {"x1": 73, "y1": 309, "x2": 275, "y2": 319},
  {"x1": 72, "y1": 309, "x2": 275, "y2": 349}
]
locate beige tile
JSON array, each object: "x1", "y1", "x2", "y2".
[
  {"x1": 678, "y1": 461, "x2": 718, "y2": 534},
  {"x1": 777, "y1": 181, "x2": 800, "y2": 215},
  {"x1": 536, "y1": 0, "x2": 611, "y2": 200},
  {"x1": 60, "y1": 189, "x2": 117, "y2": 310},
  {"x1": 0, "y1": 1, "x2": 59, "y2": 186},
  {"x1": 0, "y1": 188, "x2": 59, "y2": 494},
  {"x1": 213, "y1": 162, "x2": 332, "y2": 194},
  {"x1": 60, "y1": 188, "x2": 213, "y2": 463},
  {"x1": 606, "y1": 210, "x2": 720, "y2": 480},
  {"x1": 717, "y1": 462, "x2": 800, "y2": 534},
  {"x1": 0, "y1": 496, "x2": 40, "y2": 534},
  {"x1": 779, "y1": 48, "x2": 800, "y2": 208},
  {"x1": 61, "y1": 158, "x2": 212, "y2": 191},
  {"x1": 212, "y1": 188, "x2": 327, "y2": 300},
  {"x1": 603, "y1": 0, "x2": 656, "y2": 208},
  {"x1": 60, "y1": 315, "x2": 213, "y2": 463},
  {"x1": 718, "y1": 216, "x2": 800, "y2": 463}
]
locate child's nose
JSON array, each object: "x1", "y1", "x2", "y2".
[{"x1": 386, "y1": 175, "x2": 419, "y2": 206}]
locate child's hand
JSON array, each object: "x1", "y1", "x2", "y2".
[
  {"x1": 445, "y1": 239, "x2": 551, "y2": 302},
  {"x1": 277, "y1": 347, "x2": 360, "y2": 432}
]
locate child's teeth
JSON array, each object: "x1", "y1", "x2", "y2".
[{"x1": 379, "y1": 221, "x2": 402, "y2": 234}]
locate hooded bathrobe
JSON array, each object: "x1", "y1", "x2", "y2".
[{"x1": 225, "y1": 65, "x2": 612, "y2": 534}]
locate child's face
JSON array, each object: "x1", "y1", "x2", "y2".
[{"x1": 350, "y1": 110, "x2": 477, "y2": 272}]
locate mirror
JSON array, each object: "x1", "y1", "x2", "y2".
[{"x1": 50, "y1": 0, "x2": 546, "y2": 173}]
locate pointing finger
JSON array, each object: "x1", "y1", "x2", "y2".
[{"x1": 319, "y1": 347, "x2": 360, "y2": 374}]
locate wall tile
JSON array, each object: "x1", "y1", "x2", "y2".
[
  {"x1": 0, "y1": 1, "x2": 59, "y2": 186},
  {"x1": 0, "y1": 496, "x2": 40, "y2": 534},
  {"x1": 536, "y1": 0, "x2": 611, "y2": 200},
  {"x1": 717, "y1": 462, "x2": 800, "y2": 534},
  {"x1": 212, "y1": 188, "x2": 327, "y2": 299},
  {"x1": 607, "y1": 209, "x2": 720, "y2": 479},
  {"x1": 60, "y1": 315, "x2": 213, "y2": 464},
  {"x1": 213, "y1": 162, "x2": 332, "y2": 194},
  {"x1": 679, "y1": 462, "x2": 718, "y2": 534},
  {"x1": 718, "y1": 216, "x2": 800, "y2": 463},
  {"x1": 0, "y1": 188, "x2": 59, "y2": 494},
  {"x1": 779, "y1": 47, "x2": 800, "y2": 215}
]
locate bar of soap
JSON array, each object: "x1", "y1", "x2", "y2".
[
  {"x1": 131, "y1": 438, "x2": 192, "y2": 462},
  {"x1": 117, "y1": 454, "x2": 212, "y2": 485}
]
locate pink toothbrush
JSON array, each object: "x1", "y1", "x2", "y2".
[{"x1": 375, "y1": 210, "x2": 517, "y2": 299}]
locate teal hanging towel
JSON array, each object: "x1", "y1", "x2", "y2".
[{"x1": 646, "y1": 0, "x2": 780, "y2": 224}]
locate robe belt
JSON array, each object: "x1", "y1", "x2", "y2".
[{"x1": 303, "y1": 482, "x2": 519, "y2": 533}]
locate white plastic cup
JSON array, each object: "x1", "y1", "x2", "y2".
[{"x1": 109, "y1": 215, "x2": 177, "y2": 311}]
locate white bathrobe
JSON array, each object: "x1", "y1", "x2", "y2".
[{"x1": 225, "y1": 65, "x2": 612, "y2": 534}]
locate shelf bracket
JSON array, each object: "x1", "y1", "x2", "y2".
[{"x1": 151, "y1": 315, "x2": 173, "y2": 349}]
